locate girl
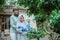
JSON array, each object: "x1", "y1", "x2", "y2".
[{"x1": 17, "y1": 15, "x2": 32, "y2": 40}]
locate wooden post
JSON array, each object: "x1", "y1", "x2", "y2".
[
  {"x1": 6, "y1": 17, "x2": 10, "y2": 29},
  {"x1": 0, "y1": 17, "x2": 2, "y2": 32}
]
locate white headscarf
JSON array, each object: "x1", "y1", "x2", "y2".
[
  {"x1": 18, "y1": 14, "x2": 27, "y2": 22},
  {"x1": 17, "y1": 14, "x2": 28, "y2": 28}
]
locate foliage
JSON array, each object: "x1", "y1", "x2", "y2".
[
  {"x1": 49, "y1": 9, "x2": 60, "y2": 34},
  {"x1": 0, "y1": 6, "x2": 4, "y2": 11},
  {"x1": 41, "y1": 0, "x2": 56, "y2": 12},
  {"x1": 0, "y1": 0, "x2": 6, "y2": 5},
  {"x1": 0, "y1": 0, "x2": 6, "y2": 11},
  {"x1": 10, "y1": 0, "x2": 18, "y2": 6},
  {"x1": 18, "y1": 0, "x2": 60, "y2": 15},
  {"x1": 57, "y1": 36, "x2": 60, "y2": 40},
  {"x1": 27, "y1": 29, "x2": 48, "y2": 39},
  {"x1": 18, "y1": 0, "x2": 44, "y2": 15},
  {"x1": 18, "y1": 0, "x2": 47, "y2": 24},
  {"x1": 35, "y1": 12, "x2": 47, "y2": 23}
]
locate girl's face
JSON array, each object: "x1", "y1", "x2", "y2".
[{"x1": 20, "y1": 16, "x2": 24, "y2": 22}]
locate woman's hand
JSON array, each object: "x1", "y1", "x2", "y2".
[
  {"x1": 19, "y1": 29, "x2": 22, "y2": 34},
  {"x1": 27, "y1": 28, "x2": 29, "y2": 30}
]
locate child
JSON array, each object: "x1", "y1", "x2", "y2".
[{"x1": 17, "y1": 15, "x2": 32, "y2": 40}]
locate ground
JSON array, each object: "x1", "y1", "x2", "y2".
[{"x1": 0, "y1": 29, "x2": 50, "y2": 40}]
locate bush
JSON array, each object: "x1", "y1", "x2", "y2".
[
  {"x1": 27, "y1": 29, "x2": 48, "y2": 39},
  {"x1": 49, "y1": 9, "x2": 60, "y2": 34}
]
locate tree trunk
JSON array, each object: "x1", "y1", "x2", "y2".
[{"x1": 37, "y1": 38, "x2": 39, "y2": 40}]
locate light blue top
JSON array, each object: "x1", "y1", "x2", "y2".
[
  {"x1": 10, "y1": 15, "x2": 18, "y2": 33},
  {"x1": 17, "y1": 22, "x2": 32, "y2": 32}
]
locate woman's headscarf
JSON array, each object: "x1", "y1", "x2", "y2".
[
  {"x1": 18, "y1": 14, "x2": 27, "y2": 22},
  {"x1": 17, "y1": 14, "x2": 28, "y2": 27},
  {"x1": 17, "y1": 14, "x2": 32, "y2": 31}
]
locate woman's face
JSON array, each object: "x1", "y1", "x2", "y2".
[{"x1": 20, "y1": 17, "x2": 24, "y2": 22}]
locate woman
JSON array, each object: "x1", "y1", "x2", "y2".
[{"x1": 17, "y1": 15, "x2": 32, "y2": 40}]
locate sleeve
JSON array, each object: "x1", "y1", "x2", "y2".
[
  {"x1": 10, "y1": 16, "x2": 17, "y2": 29},
  {"x1": 17, "y1": 23, "x2": 28, "y2": 32},
  {"x1": 16, "y1": 23, "x2": 22, "y2": 32},
  {"x1": 22, "y1": 27, "x2": 27, "y2": 32},
  {"x1": 27, "y1": 24, "x2": 33, "y2": 30}
]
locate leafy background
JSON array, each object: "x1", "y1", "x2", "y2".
[
  {"x1": 18, "y1": 0, "x2": 60, "y2": 39},
  {"x1": 1, "y1": 0, "x2": 60, "y2": 40}
]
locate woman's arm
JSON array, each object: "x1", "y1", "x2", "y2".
[
  {"x1": 27, "y1": 24, "x2": 33, "y2": 31},
  {"x1": 17, "y1": 23, "x2": 28, "y2": 32},
  {"x1": 16, "y1": 23, "x2": 22, "y2": 33}
]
